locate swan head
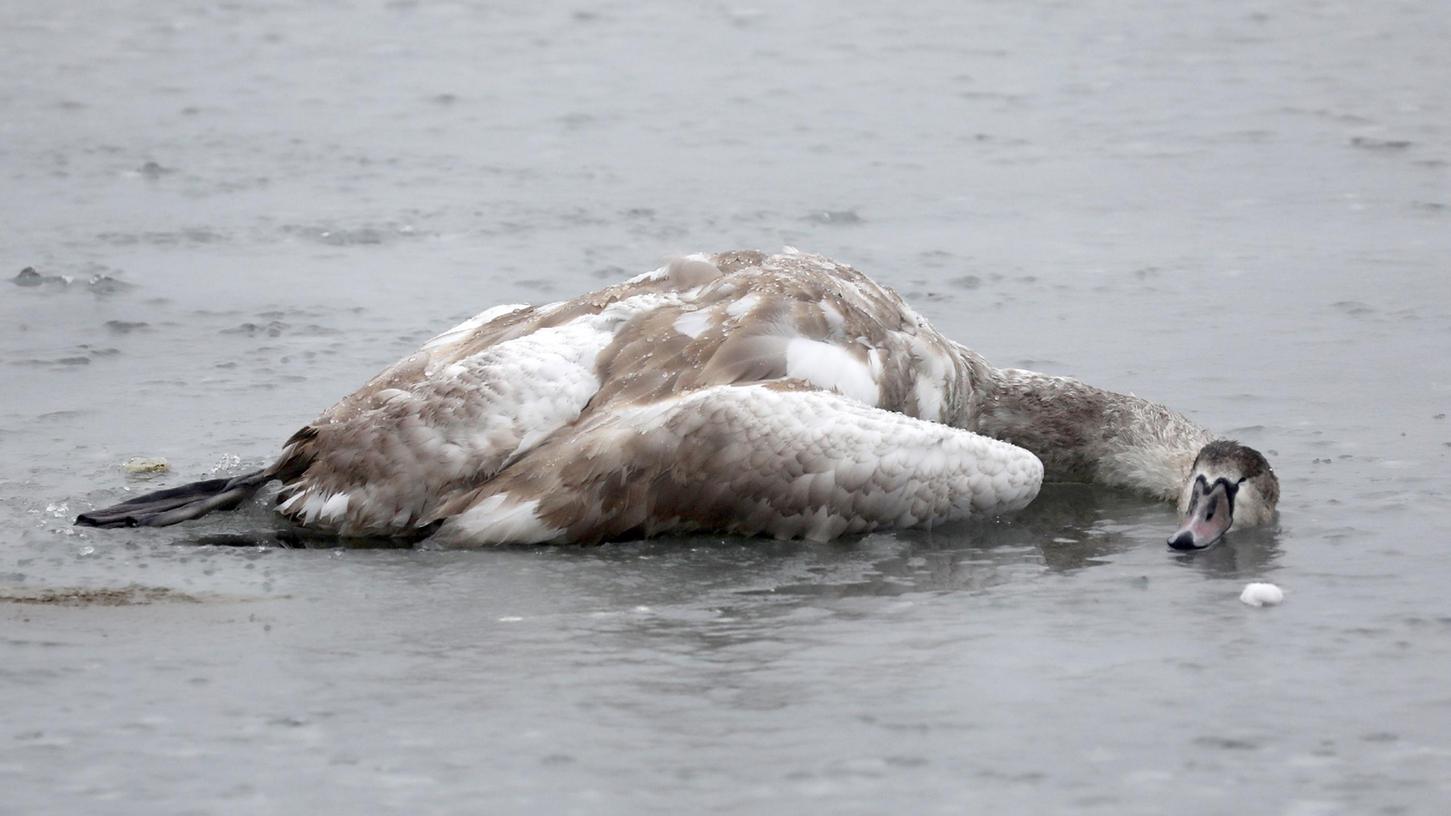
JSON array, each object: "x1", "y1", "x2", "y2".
[{"x1": 1168, "y1": 440, "x2": 1279, "y2": 551}]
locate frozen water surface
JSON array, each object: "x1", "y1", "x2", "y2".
[{"x1": 2, "y1": 0, "x2": 1450, "y2": 813}]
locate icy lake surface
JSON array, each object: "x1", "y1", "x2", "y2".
[{"x1": 2, "y1": 1, "x2": 1450, "y2": 812}]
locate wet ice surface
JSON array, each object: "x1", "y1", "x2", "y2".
[{"x1": 3, "y1": 0, "x2": 1450, "y2": 812}]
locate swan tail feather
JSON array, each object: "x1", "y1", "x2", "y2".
[{"x1": 75, "y1": 470, "x2": 269, "y2": 528}]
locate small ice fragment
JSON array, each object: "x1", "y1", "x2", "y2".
[
  {"x1": 209, "y1": 453, "x2": 242, "y2": 474},
  {"x1": 87, "y1": 274, "x2": 134, "y2": 295},
  {"x1": 804, "y1": 209, "x2": 863, "y2": 225},
  {"x1": 1240, "y1": 582, "x2": 1284, "y2": 607},
  {"x1": 123, "y1": 457, "x2": 169, "y2": 474},
  {"x1": 498, "y1": 616, "x2": 524, "y2": 623}
]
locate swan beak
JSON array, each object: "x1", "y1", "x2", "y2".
[{"x1": 1168, "y1": 476, "x2": 1237, "y2": 551}]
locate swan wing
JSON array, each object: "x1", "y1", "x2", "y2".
[
  {"x1": 269, "y1": 295, "x2": 675, "y2": 535},
  {"x1": 429, "y1": 381, "x2": 1044, "y2": 546}
]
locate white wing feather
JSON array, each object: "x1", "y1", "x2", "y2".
[{"x1": 433, "y1": 384, "x2": 1044, "y2": 546}]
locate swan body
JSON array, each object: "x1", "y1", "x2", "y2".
[{"x1": 77, "y1": 249, "x2": 1277, "y2": 547}]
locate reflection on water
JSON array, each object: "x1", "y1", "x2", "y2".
[
  {"x1": 1169, "y1": 525, "x2": 1284, "y2": 578},
  {"x1": 170, "y1": 482, "x2": 1284, "y2": 591}
]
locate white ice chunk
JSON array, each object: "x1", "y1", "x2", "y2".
[{"x1": 1240, "y1": 582, "x2": 1284, "y2": 607}]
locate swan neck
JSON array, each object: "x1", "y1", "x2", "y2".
[{"x1": 972, "y1": 364, "x2": 1212, "y2": 500}]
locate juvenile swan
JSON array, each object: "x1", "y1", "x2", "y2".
[{"x1": 77, "y1": 250, "x2": 1278, "y2": 548}]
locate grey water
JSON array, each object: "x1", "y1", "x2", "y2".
[{"x1": 2, "y1": 0, "x2": 1450, "y2": 812}]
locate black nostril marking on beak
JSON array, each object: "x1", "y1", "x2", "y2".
[{"x1": 1168, "y1": 531, "x2": 1199, "y2": 550}]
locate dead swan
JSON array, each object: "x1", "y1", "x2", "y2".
[{"x1": 76, "y1": 249, "x2": 1278, "y2": 548}]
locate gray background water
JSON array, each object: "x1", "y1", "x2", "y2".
[{"x1": 3, "y1": 1, "x2": 1450, "y2": 813}]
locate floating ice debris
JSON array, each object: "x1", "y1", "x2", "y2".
[
  {"x1": 13, "y1": 267, "x2": 79, "y2": 288},
  {"x1": 0, "y1": 585, "x2": 201, "y2": 606},
  {"x1": 804, "y1": 209, "x2": 863, "y2": 225},
  {"x1": 104, "y1": 320, "x2": 150, "y2": 334},
  {"x1": 1332, "y1": 300, "x2": 1375, "y2": 317},
  {"x1": 498, "y1": 616, "x2": 524, "y2": 622},
  {"x1": 209, "y1": 453, "x2": 243, "y2": 475},
  {"x1": 1240, "y1": 582, "x2": 1284, "y2": 607},
  {"x1": 282, "y1": 224, "x2": 405, "y2": 246},
  {"x1": 222, "y1": 320, "x2": 288, "y2": 337},
  {"x1": 325, "y1": 227, "x2": 382, "y2": 245},
  {"x1": 87, "y1": 273, "x2": 135, "y2": 295},
  {"x1": 1349, "y1": 136, "x2": 1413, "y2": 152},
  {"x1": 123, "y1": 457, "x2": 170, "y2": 475}
]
